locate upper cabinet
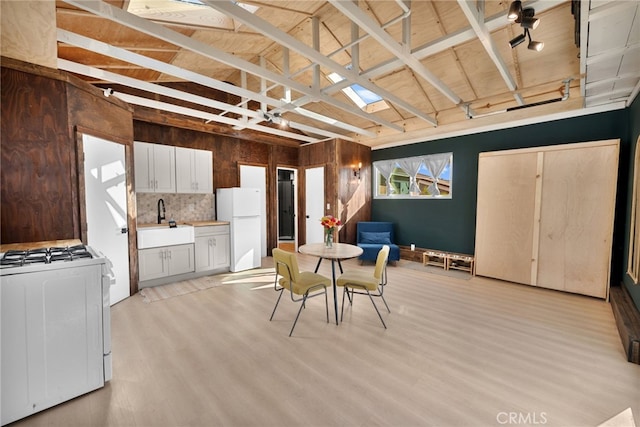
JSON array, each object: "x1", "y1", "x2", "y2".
[
  {"x1": 175, "y1": 147, "x2": 213, "y2": 194},
  {"x1": 135, "y1": 142, "x2": 212, "y2": 194},
  {"x1": 134, "y1": 141, "x2": 176, "y2": 193}
]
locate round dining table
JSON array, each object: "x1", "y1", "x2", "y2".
[{"x1": 298, "y1": 242, "x2": 363, "y2": 325}]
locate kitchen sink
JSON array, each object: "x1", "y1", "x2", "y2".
[{"x1": 137, "y1": 224, "x2": 195, "y2": 249}]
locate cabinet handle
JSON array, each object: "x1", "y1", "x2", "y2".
[
  {"x1": 212, "y1": 238, "x2": 216, "y2": 246},
  {"x1": 167, "y1": 250, "x2": 172, "y2": 259}
]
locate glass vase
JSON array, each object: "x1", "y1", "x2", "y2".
[{"x1": 324, "y1": 228, "x2": 334, "y2": 248}]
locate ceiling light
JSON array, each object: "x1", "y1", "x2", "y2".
[
  {"x1": 507, "y1": 1, "x2": 522, "y2": 20},
  {"x1": 509, "y1": 33, "x2": 526, "y2": 48},
  {"x1": 524, "y1": 29, "x2": 545, "y2": 51},
  {"x1": 528, "y1": 40, "x2": 544, "y2": 51},
  {"x1": 520, "y1": 16, "x2": 540, "y2": 29}
]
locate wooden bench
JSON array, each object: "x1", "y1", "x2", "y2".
[{"x1": 422, "y1": 249, "x2": 475, "y2": 275}]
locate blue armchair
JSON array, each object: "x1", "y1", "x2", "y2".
[{"x1": 356, "y1": 222, "x2": 400, "y2": 263}]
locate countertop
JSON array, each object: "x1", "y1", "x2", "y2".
[
  {"x1": 1, "y1": 239, "x2": 83, "y2": 252},
  {"x1": 137, "y1": 220, "x2": 229, "y2": 228}
]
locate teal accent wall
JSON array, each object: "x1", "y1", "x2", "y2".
[
  {"x1": 372, "y1": 109, "x2": 634, "y2": 305},
  {"x1": 622, "y1": 96, "x2": 640, "y2": 310}
]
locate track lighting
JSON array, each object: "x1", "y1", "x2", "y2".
[
  {"x1": 507, "y1": 0, "x2": 521, "y2": 20},
  {"x1": 528, "y1": 39, "x2": 544, "y2": 51},
  {"x1": 262, "y1": 111, "x2": 285, "y2": 126},
  {"x1": 507, "y1": 2, "x2": 543, "y2": 51},
  {"x1": 519, "y1": 8, "x2": 540, "y2": 29},
  {"x1": 509, "y1": 33, "x2": 526, "y2": 48}
]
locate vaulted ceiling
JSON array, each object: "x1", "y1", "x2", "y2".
[{"x1": 54, "y1": 0, "x2": 639, "y2": 148}]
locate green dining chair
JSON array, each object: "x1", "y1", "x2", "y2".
[
  {"x1": 270, "y1": 248, "x2": 331, "y2": 336},
  {"x1": 337, "y1": 245, "x2": 390, "y2": 328}
]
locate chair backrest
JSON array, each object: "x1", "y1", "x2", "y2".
[
  {"x1": 272, "y1": 248, "x2": 300, "y2": 285},
  {"x1": 374, "y1": 245, "x2": 390, "y2": 281},
  {"x1": 357, "y1": 222, "x2": 395, "y2": 244}
]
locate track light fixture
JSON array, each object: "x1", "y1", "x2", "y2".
[
  {"x1": 507, "y1": 0, "x2": 522, "y2": 20},
  {"x1": 262, "y1": 111, "x2": 286, "y2": 127},
  {"x1": 509, "y1": 33, "x2": 526, "y2": 48},
  {"x1": 526, "y1": 29, "x2": 544, "y2": 51},
  {"x1": 507, "y1": 2, "x2": 544, "y2": 51}
]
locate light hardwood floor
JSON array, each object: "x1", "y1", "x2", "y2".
[{"x1": 11, "y1": 255, "x2": 640, "y2": 427}]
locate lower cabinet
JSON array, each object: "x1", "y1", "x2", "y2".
[
  {"x1": 195, "y1": 225, "x2": 230, "y2": 272},
  {"x1": 138, "y1": 243, "x2": 195, "y2": 281}
]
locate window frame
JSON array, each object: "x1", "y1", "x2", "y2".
[{"x1": 373, "y1": 153, "x2": 453, "y2": 199}]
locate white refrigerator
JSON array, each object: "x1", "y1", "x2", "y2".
[{"x1": 216, "y1": 187, "x2": 262, "y2": 272}]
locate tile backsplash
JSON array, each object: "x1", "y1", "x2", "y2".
[{"x1": 137, "y1": 193, "x2": 215, "y2": 224}]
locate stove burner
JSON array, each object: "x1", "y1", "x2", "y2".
[{"x1": 0, "y1": 245, "x2": 93, "y2": 267}]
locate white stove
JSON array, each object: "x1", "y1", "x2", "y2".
[{"x1": 0, "y1": 244, "x2": 114, "y2": 426}]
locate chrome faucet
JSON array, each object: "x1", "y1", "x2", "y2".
[{"x1": 157, "y1": 198, "x2": 166, "y2": 224}]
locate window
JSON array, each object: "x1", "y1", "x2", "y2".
[
  {"x1": 374, "y1": 153, "x2": 453, "y2": 199},
  {"x1": 327, "y1": 71, "x2": 389, "y2": 112}
]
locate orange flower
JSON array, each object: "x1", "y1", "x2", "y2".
[{"x1": 320, "y1": 215, "x2": 342, "y2": 229}]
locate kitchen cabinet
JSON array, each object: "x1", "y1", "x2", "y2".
[
  {"x1": 175, "y1": 147, "x2": 212, "y2": 194},
  {"x1": 138, "y1": 243, "x2": 194, "y2": 282},
  {"x1": 134, "y1": 141, "x2": 176, "y2": 193},
  {"x1": 474, "y1": 139, "x2": 619, "y2": 299},
  {"x1": 195, "y1": 225, "x2": 230, "y2": 272}
]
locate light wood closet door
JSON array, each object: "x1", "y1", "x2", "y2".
[
  {"x1": 537, "y1": 144, "x2": 619, "y2": 298},
  {"x1": 475, "y1": 152, "x2": 539, "y2": 285},
  {"x1": 474, "y1": 140, "x2": 619, "y2": 299}
]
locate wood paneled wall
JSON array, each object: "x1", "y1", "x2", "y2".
[
  {"x1": 1, "y1": 66, "x2": 73, "y2": 243},
  {"x1": 133, "y1": 121, "x2": 299, "y2": 253},
  {"x1": 1, "y1": 58, "x2": 372, "y2": 296},
  {"x1": 1, "y1": 58, "x2": 135, "y2": 290},
  {"x1": 337, "y1": 139, "x2": 372, "y2": 244},
  {"x1": 299, "y1": 139, "x2": 371, "y2": 245}
]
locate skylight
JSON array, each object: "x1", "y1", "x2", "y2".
[{"x1": 327, "y1": 71, "x2": 389, "y2": 113}]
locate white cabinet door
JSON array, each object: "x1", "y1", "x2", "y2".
[
  {"x1": 153, "y1": 144, "x2": 176, "y2": 193},
  {"x1": 134, "y1": 141, "x2": 154, "y2": 193},
  {"x1": 175, "y1": 147, "x2": 212, "y2": 194},
  {"x1": 195, "y1": 236, "x2": 214, "y2": 272},
  {"x1": 134, "y1": 142, "x2": 176, "y2": 193},
  {"x1": 193, "y1": 148, "x2": 212, "y2": 193},
  {"x1": 166, "y1": 243, "x2": 195, "y2": 275},
  {"x1": 175, "y1": 146, "x2": 194, "y2": 193},
  {"x1": 212, "y1": 233, "x2": 230, "y2": 269},
  {"x1": 139, "y1": 247, "x2": 168, "y2": 281}
]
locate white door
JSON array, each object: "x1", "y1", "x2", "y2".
[
  {"x1": 240, "y1": 165, "x2": 267, "y2": 257},
  {"x1": 83, "y1": 134, "x2": 130, "y2": 305},
  {"x1": 305, "y1": 166, "x2": 325, "y2": 244}
]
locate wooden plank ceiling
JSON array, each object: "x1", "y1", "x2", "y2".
[{"x1": 55, "y1": 0, "x2": 639, "y2": 148}]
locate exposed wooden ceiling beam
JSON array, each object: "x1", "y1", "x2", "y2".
[
  {"x1": 203, "y1": 0, "x2": 432, "y2": 128},
  {"x1": 329, "y1": 0, "x2": 462, "y2": 107},
  {"x1": 456, "y1": 0, "x2": 524, "y2": 106},
  {"x1": 57, "y1": 28, "x2": 372, "y2": 139},
  {"x1": 61, "y1": 0, "x2": 399, "y2": 134}
]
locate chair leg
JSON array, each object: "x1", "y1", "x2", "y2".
[
  {"x1": 270, "y1": 288, "x2": 284, "y2": 321},
  {"x1": 366, "y1": 290, "x2": 387, "y2": 329},
  {"x1": 380, "y1": 294, "x2": 390, "y2": 313},
  {"x1": 289, "y1": 293, "x2": 308, "y2": 337},
  {"x1": 324, "y1": 288, "x2": 329, "y2": 323},
  {"x1": 340, "y1": 286, "x2": 347, "y2": 322}
]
